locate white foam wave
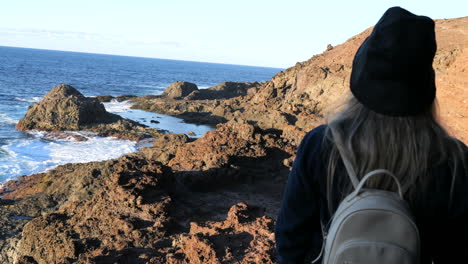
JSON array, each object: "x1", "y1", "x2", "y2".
[
  {"x1": 14, "y1": 96, "x2": 42, "y2": 103},
  {"x1": 0, "y1": 113, "x2": 18, "y2": 125},
  {"x1": 103, "y1": 100, "x2": 134, "y2": 113},
  {"x1": 46, "y1": 136, "x2": 137, "y2": 164},
  {"x1": 0, "y1": 132, "x2": 137, "y2": 183}
]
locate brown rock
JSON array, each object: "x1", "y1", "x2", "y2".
[
  {"x1": 162, "y1": 81, "x2": 198, "y2": 99},
  {"x1": 16, "y1": 256, "x2": 38, "y2": 264},
  {"x1": 16, "y1": 84, "x2": 120, "y2": 131},
  {"x1": 15, "y1": 84, "x2": 160, "y2": 141},
  {"x1": 16, "y1": 156, "x2": 175, "y2": 264},
  {"x1": 16, "y1": 84, "x2": 166, "y2": 141},
  {"x1": 168, "y1": 120, "x2": 294, "y2": 192},
  {"x1": 169, "y1": 121, "x2": 267, "y2": 171},
  {"x1": 95, "y1": 95, "x2": 114, "y2": 102},
  {"x1": 172, "y1": 203, "x2": 276, "y2": 264},
  {"x1": 140, "y1": 133, "x2": 191, "y2": 164},
  {"x1": 0, "y1": 119, "x2": 295, "y2": 263},
  {"x1": 116, "y1": 95, "x2": 137, "y2": 102},
  {"x1": 186, "y1": 81, "x2": 259, "y2": 100}
]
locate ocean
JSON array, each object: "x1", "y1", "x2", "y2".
[{"x1": 0, "y1": 46, "x2": 281, "y2": 183}]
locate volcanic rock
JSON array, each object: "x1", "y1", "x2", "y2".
[
  {"x1": 170, "y1": 203, "x2": 275, "y2": 264},
  {"x1": 132, "y1": 17, "x2": 468, "y2": 143},
  {"x1": 185, "y1": 81, "x2": 259, "y2": 100},
  {"x1": 116, "y1": 95, "x2": 137, "y2": 102},
  {"x1": 16, "y1": 84, "x2": 162, "y2": 141},
  {"x1": 140, "y1": 133, "x2": 192, "y2": 164},
  {"x1": 96, "y1": 95, "x2": 137, "y2": 103},
  {"x1": 95, "y1": 95, "x2": 114, "y2": 102},
  {"x1": 16, "y1": 84, "x2": 120, "y2": 131},
  {"x1": 162, "y1": 81, "x2": 199, "y2": 99},
  {"x1": 169, "y1": 121, "x2": 268, "y2": 171},
  {"x1": 168, "y1": 120, "x2": 295, "y2": 192},
  {"x1": 15, "y1": 156, "x2": 175, "y2": 263},
  {"x1": 0, "y1": 118, "x2": 295, "y2": 263},
  {"x1": 16, "y1": 256, "x2": 38, "y2": 264}
]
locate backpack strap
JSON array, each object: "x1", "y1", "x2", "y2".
[
  {"x1": 330, "y1": 129, "x2": 404, "y2": 198},
  {"x1": 329, "y1": 128, "x2": 360, "y2": 189},
  {"x1": 339, "y1": 150, "x2": 360, "y2": 189}
]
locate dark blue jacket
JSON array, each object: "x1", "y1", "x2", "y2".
[{"x1": 275, "y1": 124, "x2": 468, "y2": 263}]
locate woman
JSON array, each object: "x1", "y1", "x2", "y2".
[{"x1": 275, "y1": 7, "x2": 468, "y2": 264}]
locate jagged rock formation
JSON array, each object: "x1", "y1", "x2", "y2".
[
  {"x1": 17, "y1": 156, "x2": 174, "y2": 264},
  {"x1": 16, "y1": 84, "x2": 161, "y2": 140},
  {"x1": 16, "y1": 84, "x2": 119, "y2": 131},
  {"x1": 185, "y1": 81, "x2": 259, "y2": 100},
  {"x1": 162, "y1": 81, "x2": 199, "y2": 99},
  {"x1": 140, "y1": 133, "x2": 193, "y2": 164},
  {"x1": 96, "y1": 95, "x2": 136, "y2": 103},
  {"x1": 169, "y1": 203, "x2": 275, "y2": 264},
  {"x1": 1, "y1": 120, "x2": 292, "y2": 263}
]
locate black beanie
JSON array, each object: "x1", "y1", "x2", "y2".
[{"x1": 350, "y1": 6, "x2": 437, "y2": 116}]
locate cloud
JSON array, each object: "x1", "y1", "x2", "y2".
[
  {"x1": 0, "y1": 28, "x2": 107, "y2": 40},
  {"x1": 0, "y1": 28, "x2": 184, "y2": 48}
]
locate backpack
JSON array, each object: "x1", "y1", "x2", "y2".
[{"x1": 314, "y1": 150, "x2": 420, "y2": 264}]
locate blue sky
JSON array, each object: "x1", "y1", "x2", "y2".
[{"x1": 0, "y1": 0, "x2": 466, "y2": 68}]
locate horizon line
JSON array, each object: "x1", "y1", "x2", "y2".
[{"x1": 0, "y1": 45, "x2": 287, "y2": 70}]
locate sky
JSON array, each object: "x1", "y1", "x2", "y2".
[{"x1": 0, "y1": 0, "x2": 466, "y2": 68}]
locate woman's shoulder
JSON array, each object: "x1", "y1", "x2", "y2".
[
  {"x1": 454, "y1": 138, "x2": 468, "y2": 153},
  {"x1": 446, "y1": 137, "x2": 468, "y2": 165},
  {"x1": 295, "y1": 124, "x2": 330, "y2": 163},
  {"x1": 302, "y1": 124, "x2": 328, "y2": 145}
]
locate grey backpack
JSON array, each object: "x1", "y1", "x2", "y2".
[{"x1": 314, "y1": 153, "x2": 420, "y2": 264}]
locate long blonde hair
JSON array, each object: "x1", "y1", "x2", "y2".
[{"x1": 324, "y1": 95, "x2": 465, "y2": 213}]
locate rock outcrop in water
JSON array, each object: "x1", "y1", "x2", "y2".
[
  {"x1": 16, "y1": 84, "x2": 162, "y2": 141},
  {"x1": 158, "y1": 81, "x2": 258, "y2": 101},
  {"x1": 185, "y1": 81, "x2": 259, "y2": 100},
  {"x1": 162, "y1": 81, "x2": 199, "y2": 99},
  {"x1": 16, "y1": 84, "x2": 119, "y2": 131},
  {"x1": 96, "y1": 95, "x2": 137, "y2": 103},
  {"x1": 1, "y1": 16, "x2": 466, "y2": 263}
]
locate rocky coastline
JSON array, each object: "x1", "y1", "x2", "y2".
[{"x1": 0, "y1": 17, "x2": 466, "y2": 263}]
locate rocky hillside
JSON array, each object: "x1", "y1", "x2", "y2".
[
  {"x1": 252, "y1": 16, "x2": 468, "y2": 143},
  {"x1": 133, "y1": 17, "x2": 467, "y2": 143}
]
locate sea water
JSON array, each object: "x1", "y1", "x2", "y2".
[{"x1": 0, "y1": 46, "x2": 281, "y2": 183}]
